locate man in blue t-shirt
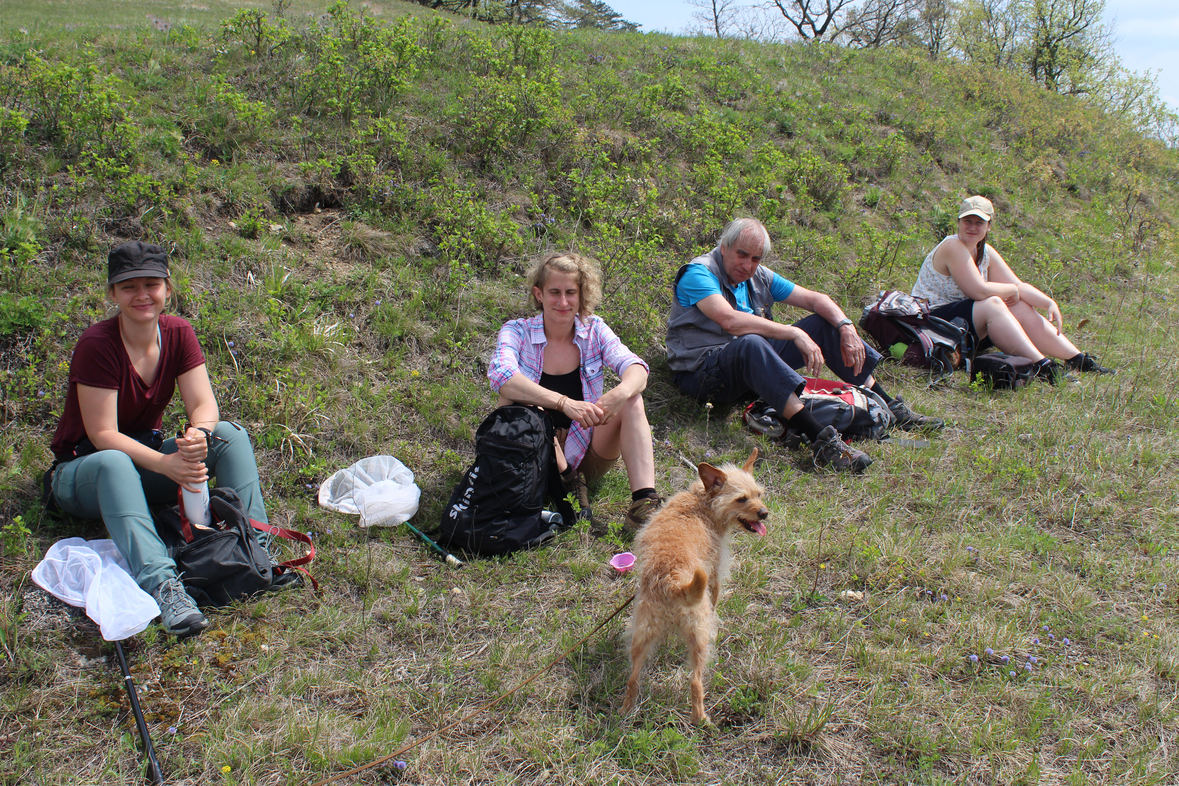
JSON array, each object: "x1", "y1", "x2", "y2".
[{"x1": 666, "y1": 218, "x2": 943, "y2": 471}]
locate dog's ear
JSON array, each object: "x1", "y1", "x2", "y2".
[
  {"x1": 742, "y1": 448, "x2": 758, "y2": 473},
  {"x1": 697, "y1": 462, "x2": 727, "y2": 494}
]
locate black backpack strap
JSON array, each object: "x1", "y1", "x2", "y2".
[
  {"x1": 41, "y1": 460, "x2": 61, "y2": 515},
  {"x1": 546, "y1": 455, "x2": 578, "y2": 531}
]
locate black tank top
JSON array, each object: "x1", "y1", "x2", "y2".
[{"x1": 539, "y1": 369, "x2": 582, "y2": 430}]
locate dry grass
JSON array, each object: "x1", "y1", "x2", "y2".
[
  {"x1": 7, "y1": 310, "x2": 1179, "y2": 784},
  {"x1": 1, "y1": 6, "x2": 1178, "y2": 784}
]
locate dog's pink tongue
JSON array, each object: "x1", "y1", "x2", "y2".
[{"x1": 751, "y1": 521, "x2": 766, "y2": 536}]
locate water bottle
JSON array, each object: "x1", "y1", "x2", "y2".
[{"x1": 183, "y1": 481, "x2": 212, "y2": 527}]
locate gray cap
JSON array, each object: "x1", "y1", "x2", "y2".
[{"x1": 107, "y1": 241, "x2": 170, "y2": 285}]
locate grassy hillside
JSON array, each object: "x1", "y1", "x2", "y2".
[{"x1": 2, "y1": 2, "x2": 1179, "y2": 784}]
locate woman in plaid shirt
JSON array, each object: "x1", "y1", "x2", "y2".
[{"x1": 487, "y1": 253, "x2": 661, "y2": 532}]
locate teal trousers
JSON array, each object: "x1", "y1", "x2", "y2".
[{"x1": 51, "y1": 421, "x2": 269, "y2": 594}]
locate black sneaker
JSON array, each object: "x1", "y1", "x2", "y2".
[
  {"x1": 1066, "y1": 353, "x2": 1115, "y2": 374},
  {"x1": 152, "y1": 577, "x2": 209, "y2": 638},
  {"x1": 1033, "y1": 358, "x2": 1064, "y2": 385},
  {"x1": 887, "y1": 396, "x2": 945, "y2": 431},
  {"x1": 811, "y1": 425, "x2": 872, "y2": 472}
]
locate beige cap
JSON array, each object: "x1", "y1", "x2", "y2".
[{"x1": 958, "y1": 195, "x2": 994, "y2": 221}]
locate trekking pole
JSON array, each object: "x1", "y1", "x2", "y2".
[
  {"x1": 403, "y1": 521, "x2": 464, "y2": 567},
  {"x1": 114, "y1": 640, "x2": 165, "y2": 785}
]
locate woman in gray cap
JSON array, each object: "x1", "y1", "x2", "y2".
[
  {"x1": 46, "y1": 241, "x2": 271, "y2": 638},
  {"x1": 912, "y1": 195, "x2": 1114, "y2": 382}
]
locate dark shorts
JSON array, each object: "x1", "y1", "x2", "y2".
[{"x1": 930, "y1": 299, "x2": 993, "y2": 352}]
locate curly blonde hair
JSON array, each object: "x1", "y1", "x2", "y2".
[{"x1": 525, "y1": 253, "x2": 602, "y2": 318}]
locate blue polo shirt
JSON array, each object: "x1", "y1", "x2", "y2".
[{"x1": 675, "y1": 263, "x2": 795, "y2": 312}]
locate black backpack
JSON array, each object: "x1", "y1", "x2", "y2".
[
  {"x1": 437, "y1": 405, "x2": 576, "y2": 557},
  {"x1": 969, "y1": 352, "x2": 1037, "y2": 390},
  {"x1": 158, "y1": 487, "x2": 315, "y2": 607},
  {"x1": 861, "y1": 291, "x2": 974, "y2": 378},
  {"x1": 744, "y1": 377, "x2": 895, "y2": 446}
]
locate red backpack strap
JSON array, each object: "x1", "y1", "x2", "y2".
[
  {"x1": 174, "y1": 488, "x2": 196, "y2": 543},
  {"x1": 251, "y1": 519, "x2": 320, "y2": 592}
]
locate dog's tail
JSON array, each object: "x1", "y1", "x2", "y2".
[{"x1": 670, "y1": 567, "x2": 708, "y2": 605}]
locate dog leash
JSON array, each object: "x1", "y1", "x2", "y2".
[{"x1": 307, "y1": 592, "x2": 636, "y2": 786}]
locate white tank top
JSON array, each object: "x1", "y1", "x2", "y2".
[{"x1": 911, "y1": 235, "x2": 990, "y2": 308}]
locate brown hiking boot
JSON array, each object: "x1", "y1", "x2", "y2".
[{"x1": 623, "y1": 495, "x2": 663, "y2": 533}]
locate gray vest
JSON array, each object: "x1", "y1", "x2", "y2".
[{"x1": 665, "y1": 247, "x2": 778, "y2": 373}]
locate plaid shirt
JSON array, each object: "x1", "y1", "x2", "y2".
[{"x1": 488, "y1": 313, "x2": 649, "y2": 471}]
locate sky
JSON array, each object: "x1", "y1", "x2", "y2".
[{"x1": 606, "y1": 0, "x2": 1178, "y2": 111}]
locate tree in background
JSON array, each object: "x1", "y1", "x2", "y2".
[
  {"x1": 840, "y1": 0, "x2": 918, "y2": 48},
  {"x1": 404, "y1": 0, "x2": 636, "y2": 29},
  {"x1": 914, "y1": 0, "x2": 954, "y2": 57},
  {"x1": 687, "y1": 0, "x2": 743, "y2": 37},
  {"x1": 955, "y1": 0, "x2": 1023, "y2": 69},
  {"x1": 1026, "y1": 0, "x2": 1107, "y2": 93},
  {"x1": 768, "y1": 0, "x2": 856, "y2": 40},
  {"x1": 557, "y1": 0, "x2": 639, "y2": 31}
]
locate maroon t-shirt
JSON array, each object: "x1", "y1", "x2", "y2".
[{"x1": 50, "y1": 315, "x2": 206, "y2": 461}]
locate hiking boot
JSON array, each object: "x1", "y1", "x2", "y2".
[
  {"x1": 1066, "y1": 353, "x2": 1115, "y2": 374},
  {"x1": 622, "y1": 495, "x2": 663, "y2": 533},
  {"x1": 887, "y1": 396, "x2": 945, "y2": 431},
  {"x1": 811, "y1": 425, "x2": 872, "y2": 472},
  {"x1": 152, "y1": 577, "x2": 208, "y2": 638},
  {"x1": 1033, "y1": 358, "x2": 1064, "y2": 385},
  {"x1": 561, "y1": 468, "x2": 593, "y2": 526}
]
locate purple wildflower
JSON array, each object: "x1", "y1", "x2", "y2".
[
  {"x1": 969, "y1": 654, "x2": 978, "y2": 663},
  {"x1": 394, "y1": 761, "x2": 407, "y2": 771},
  {"x1": 1001, "y1": 655, "x2": 1010, "y2": 664},
  {"x1": 985, "y1": 648, "x2": 994, "y2": 656}
]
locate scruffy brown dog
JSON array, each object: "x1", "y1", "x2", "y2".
[{"x1": 621, "y1": 449, "x2": 768, "y2": 725}]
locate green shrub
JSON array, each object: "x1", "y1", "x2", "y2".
[{"x1": 0, "y1": 294, "x2": 46, "y2": 337}]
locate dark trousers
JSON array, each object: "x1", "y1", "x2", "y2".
[{"x1": 673, "y1": 314, "x2": 881, "y2": 415}]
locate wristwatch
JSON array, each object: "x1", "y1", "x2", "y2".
[{"x1": 836, "y1": 318, "x2": 854, "y2": 329}]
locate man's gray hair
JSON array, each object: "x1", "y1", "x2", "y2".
[{"x1": 718, "y1": 218, "x2": 771, "y2": 257}]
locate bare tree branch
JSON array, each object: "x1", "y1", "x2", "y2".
[{"x1": 767, "y1": 0, "x2": 857, "y2": 40}]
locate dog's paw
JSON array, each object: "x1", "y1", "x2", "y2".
[{"x1": 692, "y1": 712, "x2": 713, "y2": 727}]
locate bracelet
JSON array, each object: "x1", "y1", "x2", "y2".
[{"x1": 554, "y1": 395, "x2": 569, "y2": 412}]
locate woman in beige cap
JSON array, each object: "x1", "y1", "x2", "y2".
[{"x1": 911, "y1": 195, "x2": 1114, "y2": 382}]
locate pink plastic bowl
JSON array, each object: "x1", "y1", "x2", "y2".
[{"x1": 610, "y1": 552, "x2": 636, "y2": 573}]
